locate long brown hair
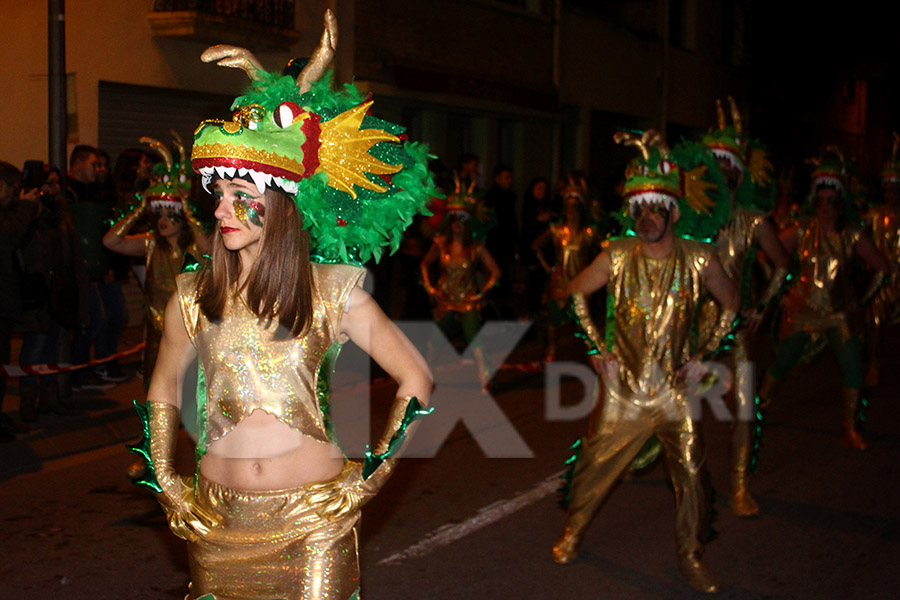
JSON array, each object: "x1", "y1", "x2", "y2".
[{"x1": 198, "y1": 185, "x2": 313, "y2": 337}]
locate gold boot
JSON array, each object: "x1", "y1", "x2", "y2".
[
  {"x1": 840, "y1": 387, "x2": 868, "y2": 451},
  {"x1": 730, "y1": 464, "x2": 759, "y2": 517},
  {"x1": 678, "y1": 554, "x2": 720, "y2": 594},
  {"x1": 472, "y1": 347, "x2": 493, "y2": 394},
  {"x1": 551, "y1": 525, "x2": 582, "y2": 565}
]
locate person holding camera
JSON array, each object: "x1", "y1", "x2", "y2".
[{"x1": 17, "y1": 163, "x2": 90, "y2": 421}]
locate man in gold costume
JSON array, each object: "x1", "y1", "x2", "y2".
[
  {"x1": 759, "y1": 150, "x2": 887, "y2": 451},
  {"x1": 864, "y1": 132, "x2": 900, "y2": 387},
  {"x1": 552, "y1": 131, "x2": 738, "y2": 594},
  {"x1": 699, "y1": 98, "x2": 790, "y2": 517}
]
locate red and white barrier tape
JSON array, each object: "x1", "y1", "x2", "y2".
[{"x1": 0, "y1": 342, "x2": 146, "y2": 377}]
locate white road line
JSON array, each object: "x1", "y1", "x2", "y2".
[{"x1": 377, "y1": 469, "x2": 565, "y2": 566}]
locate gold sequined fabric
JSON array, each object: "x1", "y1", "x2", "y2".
[
  {"x1": 563, "y1": 238, "x2": 715, "y2": 557},
  {"x1": 779, "y1": 218, "x2": 861, "y2": 339},
  {"x1": 606, "y1": 237, "x2": 714, "y2": 403},
  {"x1": 146, "y1": 238, "x2": 202, "y2": 333},
  {"x1": 697, "y1": 205, "x2": 766, "y2": 345},
  {"x1": 548, "y1": 224, "x2": 595, "y2": 302},
  {"x1": 866, "y1": 205, "x2": 900, "y2": 325},
  {"x1": 187, "y1": 474, "x2": 360, "y2": 600},
  {"x1": 433, "y1": 243, "x2": 483, "y2": 318},
  {"x1": 566, "y1": 397, "x2": 708, "y2": 558},
  {"x1": 714, "y1": 205, "x2": 766, "y2": 279},
  {"x1": 175, "y1": 263, "x2": 365, "y2": 446}
]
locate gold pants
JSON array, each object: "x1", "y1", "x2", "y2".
[
  {"x1": 727, "y1": 328, "x2": 754, "y2": 477},
  {"x1": 566, "y1": 390, "x2": 709, "y2": 558},
  {"x1": 187, "y1": 474, "x2": 360, "y2": 600}
]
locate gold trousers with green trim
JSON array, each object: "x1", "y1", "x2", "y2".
[{"x1": 186, "y1": 473, "x2": 360, "y2": 600}]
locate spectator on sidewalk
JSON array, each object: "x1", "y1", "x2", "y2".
[{"x1": 0, "y1": 161, "x2": 41, "y2": 440}]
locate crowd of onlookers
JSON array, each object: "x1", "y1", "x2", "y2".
[{"x1": 0, "y1": 145, "x2": 161, "y2": 441}]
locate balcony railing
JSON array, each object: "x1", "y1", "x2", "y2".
[
  {"x1": 153, "y1": 0, "x2": 295, "y2": 30},
  {"x1": 150, "y1": 0, "x2": 300, "y2": 50}
]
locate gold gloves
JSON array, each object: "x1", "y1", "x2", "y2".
[
  {"x1": 305, "y1": 461, "x2": 375, "y2": 520},
  {"x1": 307, "y1": 396, "x2": 430, "y2": 520},
  {"x1": 148, "y1": 401, "x2": 221, "y2": 541},
  {"x1": 109, "y1": 198, "x2": 146, "y2": 238},
  {"x1": 571, "y1": 294, "x2": 604, "y2": 355}
]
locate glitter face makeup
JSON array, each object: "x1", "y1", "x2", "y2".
[{"x1": 234, "y1": 198, "x2": 266, "y2": 227}]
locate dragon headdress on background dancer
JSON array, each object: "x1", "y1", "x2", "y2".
[
  {"x1": 190, "y1": 20, "x2": 436, "y2": 267},
  {"x1": 701, "y1": 96, "x2": 776, "y2": 211},
  {"x1": 140, "y1": 132, "x2": 194, "y2": 221}
]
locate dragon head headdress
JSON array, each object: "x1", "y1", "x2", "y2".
[
  {"x1": 615, "y1": 129, "x2": 730, "y2": 241},
  {"x1": 701, "y1": 96, "x2": 775, "y2": 210},
  {"x1": 141, "y1": 131, "x2": 191, "y2": 217},
  {"x1": 192, "y1": 10, "x2": 436, "y2": 265}
]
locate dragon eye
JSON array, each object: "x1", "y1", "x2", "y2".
[
  {"x1": 162, "y1": 174, "x2": 171, "y2": 183},
  {"x1": 659, "y1": 160, "x2": 674, "y2": 175},
  {"x1": 274, "y1": 102, "x2": 307, "y2": 128},
  {"x1": 640, "y1": 166, "x2": 649, "y2": 176}
]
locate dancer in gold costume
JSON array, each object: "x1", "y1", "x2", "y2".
[
  {"x1": 760, "y1": 149, "x2": 887, "y2": 451},
  {"x1": 130, "y1": 12, "x2": 436, "y2": 599},
  {"x1": 103, "y1": 134, "x2": 210, "y2": 381},
  {"x1": 532, "y1": 179, "x2": 599, "y2": 362},
  {"x1": 553, "y1": 131, "x2": 738, "y2": 594},
  {"x1": 864, "y1": 132, "x2": 900, "y2": 387},
  {"x1": 421, "y1": 177, "x2": 500, "y2": 391},
  {"x1": 699, "y1": 98, "x2": 789, "y2": 517}
]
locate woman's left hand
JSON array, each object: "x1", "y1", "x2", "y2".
[{"x1": 305, "y1": 462, "x2": 375, "y2": 520}]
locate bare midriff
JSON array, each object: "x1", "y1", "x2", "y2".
[{"x1": 199, "y1": 410, "x2": 344, "y2": 490}]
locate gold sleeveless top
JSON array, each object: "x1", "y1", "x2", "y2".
[
  {"x1": 435, "y1": 242, "x2": 484, "y2": 316},
  {"x1": 715, "y1": 205, "x2": 766, "y2": 280},
  {"x1": 696, "y1": 205, "x2": 767, "y2": 346},
  {"x1": 780, "y1": 218, "x2": 861, "y2": 339},
  {"x1": 145, "y1": 238, "x2": 202, "y2": 333},
  {"x1": 549, "y1": 223, "x2": 595, "y2": 301},
  {"x1": 176, "y1": 263, "x2": 366, "y2": 445},
  {"x1": 606, "y1": 237, "x2": 713, "y2": 402}
]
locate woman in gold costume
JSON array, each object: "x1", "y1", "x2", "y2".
[
  {"x1": 532, "y1": 180, "x2": 598, "y2": 362},
  {"x1": 133, "y1": 12, "x2": 435, "y2": 600},
  {"x1": 421, "y1": 180, "x2": 500, "y2": 391},
  {"x1": 103, "y1": 136, "x2": 209, "y2": 382},
  {"x1": 759, "y1": 150, "x2": 887, "y2": 451},
  {"x1": 863, "y1": 132, "x2": 900, "y2": 387}
]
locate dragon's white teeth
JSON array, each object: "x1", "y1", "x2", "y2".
[
  {"x1": 248, "y1": 170, "x2": 273, "y2": 195},
  {"x1": 273, "y1": 177, "x2": 299, "y2": 195},
  {"x1": 223, "y1": 166, "x2": 236, "y2": 178},
  {"x1": 198, "y1": 167, "x2": 215, "y2": 193},
  {"x1": 213, "y1": 166, "x2": 226, "y2": 179}
]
